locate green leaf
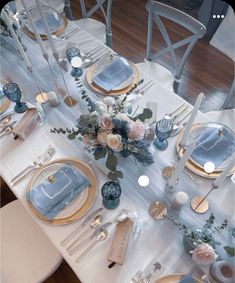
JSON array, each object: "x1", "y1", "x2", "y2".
[
  {"x1": 224, "y1": 246, "x2": 235, "y2": 256},
  {"x1": 137, "y1": 108, "x2": 152, "y2": 122},
  {"x1": 94, "y1": 147, "x2": 106, "y2": 160},
  {"x1": 107, "y1": 171, "x2": 118, "y2": 181},
  {"x1": 106, "y1": 153, "x2": 117, "y2": 171},
  {"x1": 115, "y1": 170, "x2": 123, "y2": 178},
  {"x1": 67, "y1": 132, "x2": 77, "y2": 140}
]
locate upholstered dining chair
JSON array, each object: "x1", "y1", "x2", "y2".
[
  {"x1": 72, "y1": 0, "x2": 113, "y2": 47},
  {"x1": 137, "y1": 1, "x2": 206, "y2": 93},
  {"x1": 0, "y1": 200, "x2": 62, "y2": 283}
]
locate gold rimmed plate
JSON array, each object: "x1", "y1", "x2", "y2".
[
  {"x1": 26, "y1": 158, "x2": 97, "y2": 225},
  {"x1": 155, "y1": 273, "x2": 201, "y2": 283},
  {"x1": 23, "y1": 5, "x2": 68, "y2": 40},
  {"x1": 86, "y1": 55, "x2": 140, "y2": 96},
  {"x1": 176, "y1": 123, "x2": 235, "y2": 178}
]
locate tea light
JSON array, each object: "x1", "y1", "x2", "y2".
[
  {"x1": 71, "y1": 57, "x2": 82, "y2": 68},
  {"x1": 171, "y1": 191, "x2": 188, "y2": 210},
  {"x1": 204, "y1": 161, "x2": 215, "y2": 173},
  {"x1": 138, "y1": 175, "x2": 150, "y2": 187},
  {"x1": 48, "y1": 91, "x2": 60, "y2": 107},
  {"x1": 209, "y1": 261, "x2": 234, "y2": 283}
]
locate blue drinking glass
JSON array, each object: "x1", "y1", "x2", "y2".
[
  {"x1": 101, "y1": 181, "x2": 122, "y2": 210},
  {"x1": 153, "y1": 119, "x2": 173, "y2": 150},
  {"x1": 66, "y1": 47, "x2": 81, "y2": 63},
  {"x1": 3, "y1": 82, "x2": 28, "y2": 113},
  {"x1": 70, "y1": 67, "x2": 83, "y2": 78}
]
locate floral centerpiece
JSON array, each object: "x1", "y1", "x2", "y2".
[
  {"x1": 51, "y1": 91, "x2": 154, "y2": 181},
  {"x1": 168, "y1": 214, "x2": 234, "y2": 265}
]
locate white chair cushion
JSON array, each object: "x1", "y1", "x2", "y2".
[
  {"x1": 0, "y1": 200, "x2": 62, "y2": 283},
  {"x1": 73, "y1": 18, "x2": 106, "y2": 44},
  {"x1": 136, "y1": 60, "x2": 174, "y2": 91}
]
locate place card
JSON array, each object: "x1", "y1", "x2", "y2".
[{"x1": 108, "y1": 217, "x2": 133, "y2": 265}]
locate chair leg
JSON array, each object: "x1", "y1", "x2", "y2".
[
  {"x1": 221, "y1": 79, "x2": 235, "y2": 109},
  {"x1": 64, "y1": 0, "x2": 73, "y2": 20},
  {"x1": 173, "y1": 79, "x2": 180, "y2": 94},
  {"x1": 106, "y1": 32, "x2": 112, "y2": 48}
]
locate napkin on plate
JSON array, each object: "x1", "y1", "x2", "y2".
[
  {"x1": 92, "y1": 57, "x2": 133, "y2": 91},
  {"x1": 192, "y1": 127, "x2": 235, "y2": 168},
  {"x1": 26, "y1": 165, "x2": 89, "y2": 220},
  {"x1": 179, "y1": 274, "x2": 196, "y2": 283}
]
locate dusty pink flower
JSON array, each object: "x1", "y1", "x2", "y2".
[
  {"x1": 128, "y1": 120, "x2": 145, "y2": 140},
  {"x1": 191, "y1": 243, "x2": 217, "y2": 266},
  {"x1": 82, "y1": 134, "x2": 98, "y2": 146},
  {"x1": 107, "y1": 134, "x2": 123, "y2": 152},
  {"x1": 101, "y1": 115, "x2": 114, "y2": 131},
  {"x1": 97, "y1": 130, "x2": 108, "y2": 146}
]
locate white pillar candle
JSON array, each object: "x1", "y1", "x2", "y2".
[
  {"x1": 21, "y1": 0, "x2": 48, "y2": 60},
  {"x1": 171, "y1": 191, "x2": 188, "y2": 210},
  {"x1": 168, "y1": 141, "x2": 196, "y2": 187},
  {"x1": 48, "y1": 91, "x2": 60, "y2": 107},
  {"x1": 2, "y1": 10, "x2": 31, "y2": 70},
  {"x1": 213, "y1": 157, "x2": 234, "y2": 188},
  {"x1": 34, "y1": 0, "x2": 59, "y2": 60},
  {"x1": 180, "y1": 93, "x2": 204, "y2": 148}
]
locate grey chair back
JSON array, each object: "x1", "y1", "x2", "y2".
[
  {"x1": 146, "y1": 1, "x2": 206, "y2": 93},
  {"x1": 79, "y1": 0, "x2": 113, "y2": 47},
  {"x1": 222, "y1": 79, "x2": 235, "y2": 109}
]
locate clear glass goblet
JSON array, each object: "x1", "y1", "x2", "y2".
[
  {"x1": 153, "y1": 119, "x2": 173, "y2": 150},
  {"x1": 66, "y1": 47, "x2": 81, "y2": 63},
  {"x1": 3, "y1": 82, "x2": 28, "y2": 113}
]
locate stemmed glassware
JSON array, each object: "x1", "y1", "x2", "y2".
[
  {"x1": 3, "y1": 82, "x2": 28, "y2": 113},
  {"x1": 153, "y1": 119, "x2": 173, "y2": 150},
  {"x1": 101, "y1": 181, "x2": 122, "y2": 210}
]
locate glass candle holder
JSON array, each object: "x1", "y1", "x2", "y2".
[
  {"x1": 153, "y1": 119, "x2": 173, "y2": 150},
  {"x1": 101, "y1": 181, "x2": 121, "y2": 210},
  {"x1": 3, "y1": 82, "x2": 28, "y2": 113},
  {"x1": 66, "y1": 47, "x2": 81, "y2": 63}
]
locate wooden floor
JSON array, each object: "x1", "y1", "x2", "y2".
[{"x1": 1, "y1": 1, "x2": 234, "y2": 282}]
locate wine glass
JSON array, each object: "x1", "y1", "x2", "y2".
[
  {"x1": 153, "y1": 119, "x2": 173, "y2": 150},
  {"x1": 101, "y1": 181, "x2": 122, "y2": 210},
  {"x1": 3, "y1": 82, "x2": 28, "y2": 113},
  {"x1": 66, "y1": 47, "x2": 81, "y2": 63}
]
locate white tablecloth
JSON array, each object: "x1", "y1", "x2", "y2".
[{"x1": 0, "y1": 22, "x2": 234, "y2": 283}]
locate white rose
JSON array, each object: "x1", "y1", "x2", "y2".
[
  {"x1": 107, "y1": 134, "x2": 123, "y2": 152},
  {"x1": 95, "y1": 101, "x2": 108, "y2": 113},
  {"x1": 115, "y1": 113, "x2": 130, "y2": 122},
  {"x1": 103, "y1": 96, "x2": 116, "y2": 106},
  {"x1": 97, "y1": 130, "x2": 108, "y2": 146}
]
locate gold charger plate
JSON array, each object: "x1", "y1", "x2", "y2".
[
  {"x1": 155, "y1": 273, "x2": 201, "y2": 283},
  {"x1": 176, "y1": 124, "x2": 235, "y2": 179},
  {"x1": 86, "y1": 62, "x2": 140, "y2": 96},
  {"x1": 23, "y1": 16, "x2": 68, "y2": 40},
  {"x1": 26, "y1": 158, "x2": 97, "y2": 225},
  {"x1": 0, "y1": 97, "x2": 10, "y2": 114}
]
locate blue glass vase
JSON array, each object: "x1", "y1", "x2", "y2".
[
  {"x1": 3, "y1": 82, "x2": 28, "y2": 113},
  {"x1": 153, "y1": 119, "x2": 173, "y2": 150},
  {"x1": 66, "y1": 47, "x2": 81, "y2": 63},
  {"x1": 101, "y1": 181, "x2": 121, "y2": 210}
]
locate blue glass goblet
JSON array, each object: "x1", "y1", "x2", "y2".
[
  {"x1": 70, "y1": 67, "x2": 83, "y2": 78},
  {"x1": 101, "y1": 181, "x2": 122, "y2": 210},
  {"x1": 3, "y1": 82, "x2": 28, "y2": 113},
  {"x1": 153, "y1": 119, "x2": 173, "y2": 150},
  {"x1": 66, "y1": 47, "x2": 81, "y2": 63}
]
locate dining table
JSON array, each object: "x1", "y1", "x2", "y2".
[{"x1": 0, "y1": 19, "x2": 234, "y2": 283}]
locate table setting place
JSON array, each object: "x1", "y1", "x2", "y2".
[{"x1": 0, "y1": 1, "x2": 235, "y2": 283}]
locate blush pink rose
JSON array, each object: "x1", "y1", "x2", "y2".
[
  {"x1": 101, "y1": 115, "x2": 114, "y2": 131},
  {"x1": 82, "y1": 134, "x2": 98, "y2": 146},
  {"x1": 107, "y1": 134, "x2": 123, "y2": 152},
  {"x1": 128, "y1": 120, "x2": 145, "y2": 140},
  {"x1": 97, "y1": 130, "x2": 108, "y2": 146},
  {"x1": 191, "y1": 243, "x2": 217, "y2": 266}
]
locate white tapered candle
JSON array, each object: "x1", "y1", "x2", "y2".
[
  {"x1": 2, "y1": 10, "x2": 31, "y2": 70},
  {"x1": 168, "y1": 141, "x2": 196, "y2": 187},
  {"x1": 213, "y1": 158, "x2": 234, "y2": 187},
  {"x1": 21, "y1": 0, "x2": 48, "y2": 59},
  {"x1": 180, "y1": 93, "x2": 204, "y2": 148},
  {"x1": 34, "y1": 0, "x2": 59, "y2": 59}
]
